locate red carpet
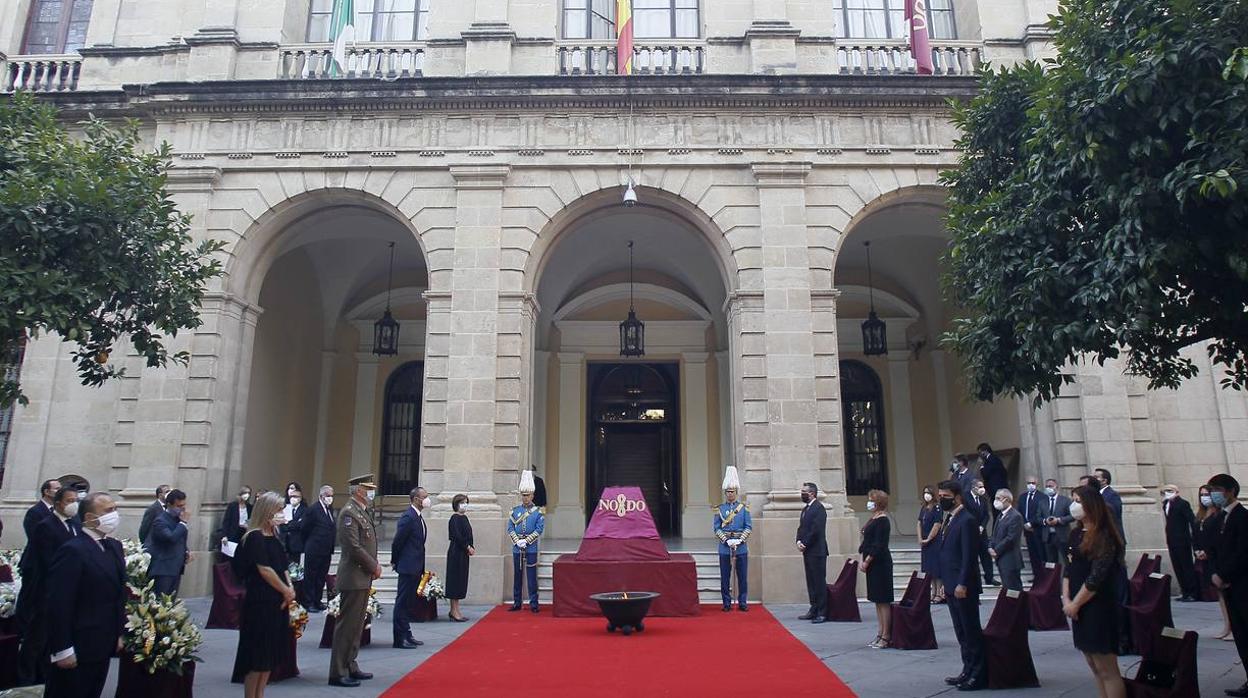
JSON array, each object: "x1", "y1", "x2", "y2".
[{"x1": 382, "y1": 605, "x2": 856, "y2": 697}]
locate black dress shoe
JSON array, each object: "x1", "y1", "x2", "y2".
[
  {"x1": 329, "y1": 677, "x2": 360, "y2": 687},
  {"x1": 811, "y1": 616, "x2": 826, "y2": 624},
  {"x1": 798, "y1": 612, "x2": 815, "y2": 620},
  {"x1": 739, "y1": 605, "x2": 749, "y2": 613},
  {"x1": 393, "y1": 639, "x2": 420, "y2": 649},
  {"x1": 1225, "y1": 683, "x2": 1248, "y2": 697},
  {"x1": 531, "y1": 606, "x2": 540, "y2": 614},
  {"x1": 508, "y1": 605, "x2": 522, "y2": 612},
  {"x1": 945, "y1": 675, "x2": 968, "y2": 686},
  {"x1": 957, "y1": 678, "x2": 985, "y2": 691},
  {"x1": 407, "y1": 637, "x2": 424, "y2": 646},
  {"x1": 350, "y1": 671, "x2": 373, "y2": 680},
  {"x1": 722, "y1": 605, "x2": 731, "y2": 612}
]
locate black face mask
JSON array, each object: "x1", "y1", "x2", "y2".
[
  {"x1": 800, "y1": 492, "x2": 811, "y2": 504},
  {"x1": 939, "y1": 497, "x2": 956, "y2": 512}
]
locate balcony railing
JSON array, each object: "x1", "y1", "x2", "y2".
[
  {"x1": 557, "y1": 43, "x2": 706, "y2": 75},
  {"x1": 2, "y1": 54, "x2": 82, "y2": 92},
  {"x1": 278, "y1": 43, "x2": 426, "y2": 80},
  {"x1": 832, "y1": 41, "x2": 982, "y2": 76}
]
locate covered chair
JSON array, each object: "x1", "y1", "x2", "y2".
[
  {"x1": 1193, "y1": 559, "x2": 1220, "y2": 602},
  {"x1": 206, "y1": 561, "x2": 245, "y2": 630},
  {"x1": 1129, "y1": 554, "x2": 1162, "y2": 599},
  {"x1": 889, "y1": 571, "x2": 936, "y2": 650},
  {"x1": 1126, "y1": 572, "x2": 1173, "y2": 659},
  {"x1": 824, "y1": 559, "x2": 861, "y2": 622},
  {"x1": 1124, "y1": 627, "x2": 1199, "y2": 698},
  {"x1": 1027, "y1": 562, "x2": 1068, "y2": 631},
  {"x1": 984, "y1": 589, "x2": 1040, "y2": 689}
]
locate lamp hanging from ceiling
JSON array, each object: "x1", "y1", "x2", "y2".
[
  {"x1": 373, "y1": 241, "x2": 400, "y2": 356},
  {"x1": 861, "y1": 240, "x2": 887, "y2": 356},
  {"x1": 619, "y1": 240, "x2": 645, "y2": 357}
]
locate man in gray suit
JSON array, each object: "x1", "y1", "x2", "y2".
[
  {"x1": 988, "y1": 489, "x2": 1024, "y2": 590},
  {"x1": 1038, "y1": 478, "x2": 1073, "y2": 563},
  {"x1": 138, "y1": 484, "x2": 170, "y2": 546}
]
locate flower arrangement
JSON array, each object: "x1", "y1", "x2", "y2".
[
  {"x1": 325, "y1": 593, "x2": 341, "y2": 618},
  {"x1": 0, "y1": 549, "x2": 22, "y2": 572},
  {"x1": 121, "y1": 538, "x2": 152, "y2": 590},
  {"x1": 0, "y1": 549, "x2": 23, "y2": 619},
  {"x1": 287, "y1": 562, "x2": 305, "y2": 582},
  {"x1": 325, "y1": 588, "x2": 384, "y2": 628},
  {"x1": 122, "y1": 589, "x2": 204, "y2": 675},
  {"x1": 288, "y1": 602, "x2": 309, "y2": 639},
  {"x1": 416, "y1": 571, "x2": 446, "y2": 601}
]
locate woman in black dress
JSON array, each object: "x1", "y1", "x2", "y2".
[
  {"x1": 859, "y1": 489, "x2": 893, "y2": 649},
  {"x1": 1062, "y1": 485, "x2": 1126, "y2": 698},
  {"x1": 231, "y1": 492, "x2": 296, "y2": 698},
  {"x1": 916, "y1": 485, "x2": 944, "y2": 602},
  {"x1": 1194, "y1": 485, "x2": 1232, "y2": 639},
  {"x1": 446, "y1": 494, "x2": 475, "y2": 622}
]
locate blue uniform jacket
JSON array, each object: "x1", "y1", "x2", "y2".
[
  {"x1": 507, "y1": 504, "x2": 544, "y2": 553},
  {"x1": 713, "y1": 502, "x2": 752, "y2": 555}
]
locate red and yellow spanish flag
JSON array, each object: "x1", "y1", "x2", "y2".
[{"x1": 616, "y1": 0, "x2": 634, "y2": 75}]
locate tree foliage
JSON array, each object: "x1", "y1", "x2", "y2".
[
  {"x1": 0, "y1": 93, "x2": 224, "y2": 407},
  {"x1": 941, "y1": 0, "x2": 1248, "y2": 403}
]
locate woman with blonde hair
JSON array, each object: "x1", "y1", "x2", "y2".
[
  {"x1": 231, "y1": 491, "x2": 297, "y2": 698},
  {"x1": 859, "y1": 489, "x2": 894, "y2": 648}
]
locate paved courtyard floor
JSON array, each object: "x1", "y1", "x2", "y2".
[{"x1": 73, "y1": 596, "x2": 1241, "y2": 697}]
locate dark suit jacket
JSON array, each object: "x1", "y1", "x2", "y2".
[
  {"x1": 138, "y1": 500, "x2": 165, "y2": 545},
  {"x1": 148, "y1": 510, "x2": 188, "y2": 577},
  {"x1": 46, "y1": 534, "x2": 126, "y2": 663},
  {"x1": 1019, "y1": 490, "x2": 1042, "y2": 529},
  {"x1": 796, "y1": 501, "x2": 828, "y2": 556},
  {"x1": 533, "y1": 475, "x2": 548, "y2": 508},
  {"x1": 1212, "y1": 503, "x2": 1248, "y2": 587},
  {"x1": 939, "y1": 507, "x2": 983, "y2": 594},
  {"x1": 1101, "y1": 486, "x2": 1125, "y2": 541},
  {"x1": 966, "y1": 494, "x2": 990, "y2": 532},
  {"x1": 297, "y1": 502, "x2": 336, "y2": 557},
  {"x1": 283, "y1": 502, "x2": 308, "y2": 556},
  {"x1": 990, "y1": 507, "x2": 1023, "y2": 574},
  {"x1": 1163, "y1": 496, "x2": 1196, "y2": 551},
  {"x1": 956, "y1": 469, "x2": 976, "y2": 496},
  {"x1": 215, "y1": 501, "x2": 252, "y2": 546},
  {"x1": 980, "y1": 453, "x2": 1008, "y2": 498},
  {"x1": 392, "y1": 507, "x2": 428, "y2": 575},
  {"x1": 19, "y1": 502, "x2": 54, "y2": 576},
  {"x1": 28, "y1": 514, "x2": 82, "y2": 589}
]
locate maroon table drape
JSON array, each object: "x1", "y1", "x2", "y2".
[
  {"x1": 0, "y1": 632, "x2": 18, "y2": 690},
  {"x1": 552, "y1": 554, "x2": 700, "y2": 617},
  {"x1": 318, "y1": 613, "x2": 374, "y2": 649},
  {"x1": 409, "y1": 596, "x2": 438, "y2": 623},
  {"x1": 1126, "y1": 573, "x2": 1173, "y2": 660},
  {"x1": 115, "y1": 656, "x2": 195, "y2": 698},
  {"x1": 1027, "y1": 563, "x2": 1069, "y2": 631},
  {"x1": 206, "y1": 562, "x2": 244, "y2": 630},
  {"x1": 984, "y1": 589, "x2": 1040, "y2": 689},
  {"x1": 889, "y1": 572, "x2": 937, "y2": 650},
  {"x1": 0, "y1": 565, "x2": 12, "y2": 583},
  {"x1": 825, "y1": 559, "x2": 861, "y2": 622},
  {"x1": 1123, "y1": 628, "x2": 1199, "y2": 698}
]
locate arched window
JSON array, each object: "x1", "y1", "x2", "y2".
[
  {"x1": 831, "y1": 0, "x2": 956, "y2": 40},
  {"x1": 380, "y1": 361, "x2": 423, "y2": 495},
  {"x1": 22, "y1": 0, "x2": 94, "y2": 54},
  {"x1": 561, "y1": 0, "x2": 699, "y2": 39},
  {"x1": 307, "y1": 0, "x2": 430, "y2": 43},
  {"x1": 840, "y1": 360, "x2": 888, "y2": 495},
  {"x1": 0, "y1": 339, "x2": 25, "y2": 487}
]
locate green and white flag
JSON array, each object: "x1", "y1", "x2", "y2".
[{"x1": 329, "y1": 0, "x2": 356, "y2": 76}]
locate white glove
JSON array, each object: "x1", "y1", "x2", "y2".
[
  {"x1": 728, "y1": 539, "x2": 740, "y2": 548},
  {"x1": 517, "y1": 540, "x2": 527, "y2": 549}
]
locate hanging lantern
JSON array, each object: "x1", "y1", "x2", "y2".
[
  {"x1": 619, "y1": 240, "x2": 645, "y2": 357},
  {"x1": 373, "y1": 241, "x2": 401, "y2": 356},
  {"x1": 861, "y1": 241, "x2": 888, "y2": 356}
]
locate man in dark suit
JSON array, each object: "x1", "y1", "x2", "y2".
[
  {"x1": 965, "y1": 478, "x2": 996, "y2": 586},
  {"x1": 978, "y1": 443, "x2": 1008, "y2": 523},
  {"x1": 1208, "y1": 474, "x2": 1248, "y2": 697},
  {"x1": 391, "y1": 486, "x2": 428, "y2": 649},
  {"x1": 938, "y1": 479, "x2": 986, "y2": 692},
  {"x1": 1018, "y1": 476, "x2": 1046, "y2": 571},
  {"x1": 148, "y1": 489, "x2": 190, "y2": 597},
  {"x1": 283, "y1": 487, "x2": 308, "y2": 561},
  {"x1": 988, "y1": 489, "x2": 1024, "y2": 591},
  {"x1": 1160, "y1": 484, "x2": 1199, "y2": 602},
  {"x1": 295, "y1": 484, "x2": 336, "y2": 611},
  {"x1": 137, "y1": 484, "x2": 170, "y2": 547},
  {"x1": 531, "y1": 465, "x2": 548, "y2": 510},
  {"x1": 22, "y1": 479, "x2": 60, "y2": 541},
  {"x1": 1039, "y1": 478, "x2": 1073, "y2": 563},
  {"x1": 953, "y1": 455, "x2": 976, "y2": 496},
  {"x1": 796, "y1": 482, "x2": 828, "y2": 623},
  {"x1": 1094, "y1": 468, "x2": 1125, "y2": 544},
  {"x1": 45, "y1": 491, "x2": 127, "y2": 698},
  {"x1": 17, "y1": 487, "x2": 81, "y2": 686}
]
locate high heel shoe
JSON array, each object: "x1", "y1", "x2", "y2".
[
  {"x1": 450, "y1": 614, "x2": 469, "y2": 622},
  {"x1": 867, "y1": 635, "x2": 881, "y2": 647}
]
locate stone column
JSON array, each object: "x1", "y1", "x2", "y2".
[
  {"x1": 887, "y1": 355, "x2": 919, "y2": 518},
  {"x1": 349, "y1": 353, "x2": 380, "y2": 473},
  {"x1": 550, "y1": 351, "x2": 586, "y2": 538},
  {"x1": 681, "y1": 352, "x2": 712, "y2": 534},
  {"x1": 310, "y1": 350, "x2": 336, "y2": 488}
]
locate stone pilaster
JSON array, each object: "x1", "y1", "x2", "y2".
[
  {"x1": 681, "y1": 351, "x2": 713, "y2": 534},
  {"x1": 187, "y1": 0, "x2": 242, "y2": 81}
]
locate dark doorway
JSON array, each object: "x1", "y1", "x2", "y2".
[
  {"x1": 840, "y1": 359, "x2": 888, "y2": 495},
  {"x1": 586, "y1": 362, "x2": 680, "y2": 536},
  {"x1": 380, "y1": 361, "x2": 424, "y2": 495}
]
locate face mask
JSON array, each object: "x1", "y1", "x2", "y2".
[
  {"x1": 939, "y1": 497, "x2": 955, "y2": 512},
  {"x1": 366, "y1": 490, "x2": 376, "y2": 502},
  {"x1": 1069, "y1": 502, "x2": 1085, "y2": 520},
  {"x1": 64, "y1": 502, "x2": 80, "y2": 518},
  {"x1": 1210, "y1": 491, "x2": 1228, "y2": 508},
  {"x1": 240, "y1": 493, "x2": 250, "y2": 502},
  {"x1": 322, "y1": 496, "x2": 333, "y2": 506},
  {"x1": 866, "y1": 501, "x2": 876, "y2": 512},
  {"x1": 94, "y1": 511, "x2": 120, "y2": 536},
  {"x1": 800, "y1": 492, "x2": 811, "y2": 504},
  {"x1": 459, "y1": 503, "x2": 469, "y2": 513},
  {"x1": 421, "y1": 497, "x2": 432, "y2": 510},
  {"x1": 976, "y1": 487, "x2": 986, "y2": 496},
  {"x1": 291, "y1": 497, "x2": 301, "y2": 505},
  {"x1": 1200, "y1": 495, "x2": 1213, "y2": 507},
  {"x1": 1162, "y1": 491, "x2": 1176, "y2": 501},
  {"x1": 949, "y1": 462, "x2": 959, "y2": 472},
  {"x1": 1026, "y1": 483, "x2": 1037, "y2": 492},
  {"x1": 993, "y1": 499, "x2": 1005, "y2": 511},
  {"x1": 1044, "y1": 487, "x2": 1056, "y2": 496},
  {"x1": 923, "y1": 493, "x2": 933, "y2": 503}
]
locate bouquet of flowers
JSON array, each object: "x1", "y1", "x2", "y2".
[
  {"x1": 0, "y1": 548, "x2": 22, "y2": 572},
  {"x1": 325, "y1": 593, "x2": 341, "y2": 618},
  {"x1": 288, "y1": 602, "x2": 309, "y2": 639},
  {"x1": 287, "y1": 561, "x2": 305, "y2": 582},
  {"x1": 121, "y1": 538, "x2": 152, "y2": 592},
  {"x1": 416, "y1": 570, "x2": 446, "y2": 601},
  {"x1": 326, "y1": 588, "x2": 384, "y2": 628},
  {"x1": 123, "y1": 590, "x2": 204, "y2": 675},
  {"x1": 0, "y1": 549, "x2": 22, "y2": 619}
]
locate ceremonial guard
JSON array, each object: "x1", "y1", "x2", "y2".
[
  {"x1": 328, "y1": 474, "x2": 381, "y2": 688},
  {"x1": 508, "y1": 470, "x2": 545, "y2": 613},
  {"x1": 714, "y1": 466, "x2": 752, "y2": 612}
]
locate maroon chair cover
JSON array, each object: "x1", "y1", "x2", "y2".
[
  {"x1": 0, "y1": 564, "x2": 12, "y2": 583},
  {"x1": 1124, "y1": 627, "x2": 1200, "y2": 698},
  {"x1": 1027, "y1": 562, "x2": 1069, "y2": 631},
  {"x1": 326, "y1": 574, "x2": 337, "y2": 599},
  {"x1": 1126, "y1": 573, "x2": 1173, "y2": 659},
  {"x1": 115, "y1": 655, "x2": 195, "y2": 698},
  {"x1": 268, "y1": 632, "x2": 300, "y2": 683},
  {"x1": 889, "y1": 571, "x2": 937, "y2": 650},
  {"x1": 206, "y1": 561, "x2": 245, "y2": 630},
  {"x1": 318, "y1": 613, "x2": 373, "y2": 649},
  {"x1": 984, "y1": 589, "x2": 1040, "y2": 689},
  {"x1": 1193, "y1": 560, "x2": 1220, "y2": 602},
  {"x1": 824, "y1": 559, "x2": 861, "y2": 622},
  {"x1": 0, "y1": 632, "x2": 18, "y2": 690},
  {"x1": 410, "y1": 596, "x2": 438, "y2": 623},
  {"x1": 1129, "y1": 554, "x2": 1162, "y2": 600}
]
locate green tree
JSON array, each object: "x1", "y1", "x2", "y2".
[
  {"x1": 0, "y1": 93, "x2": 224, "y2": 407},
  {"x1": 941, "y1": 0, "x2": 1248, "y2": 403}
]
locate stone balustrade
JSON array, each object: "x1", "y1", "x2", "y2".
[
  {"x1": 2, "y1": 54, "x2": 83, "y2": 92},
  {"x1": 557, "y1": 43, "x2": 706, "y2": 75},
  {"x1": 278, "y1": 43, "x2": 426, "y2": 80},
  {"x1": 832, "y1": 41, "x2": 983, "y2": 76}
]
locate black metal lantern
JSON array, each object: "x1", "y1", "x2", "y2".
[
  {"x1": 619, "y1": 240, "x2": 645, "y2": 357},
  {"x1": 373, "y1": 241, "x2": 401, "y2": 356},
  {"x1": 861, "y1": 241, "x2": 888, "y2": 356}
]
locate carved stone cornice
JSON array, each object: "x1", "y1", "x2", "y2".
[
  {"x1": 164, "y1": 165, "x2": 222, "y2": 191},
  {"x1": 449, "y1": 164, "x2": 510, "y2": 189},
  {"x1": 751, "y1": 161, "x2": 812, "y2": 187}
]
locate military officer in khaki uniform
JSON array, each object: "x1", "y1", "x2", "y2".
[{"x1": 328, "y1": 474, "x2": 382, "y2": 688}]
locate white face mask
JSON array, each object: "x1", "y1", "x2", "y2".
[
  {"x1": 459, "y1": 503, "x2": 469, "y2": 513},
  {"x1": 94, "y1": 511, "x2": 120, "y2": 536},
  {"x1": 1162, "y1": 491, "x2": 1176, "y2": 500},
  {"x1": 976, "y1": 487, "x2": 986, "y2": 496},
  {"x1": 993, "y1": 499, "x2": 1006, "y2": 511},
  {"x1": 1044, "y1": 487, "x2": 1056, "y2": 496},
  {"x1": 923, "y1": 493, "x2": 933, "y2": 503},
  {"x1": 365, "y1": 490, "x2": 376, "y2": 502},
  {"x1": 865, "y1": 500, "x2": 877, "y2": 512},
  {"x1": 1026, "y1": 483, "x2": 1037, "y2": 492},
  {"x1": 421, "y1": 497, "x2": 432, "y2": 510},
  {"x1": 1069, "y1": 502, "x2": 1085, "y2": 520},
  {"x1": 63, "y1": 502, "x2": 80, "y2": 518},
  {"x1": 1200, "y1": 495, "x2": 1213, "y2": 507},
  {"x1": 322, "y1": 496, "x2": 333, "y2": 507},
  {"x1": 291, "y1": 497, "x2": 302, "y2": 505}
]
